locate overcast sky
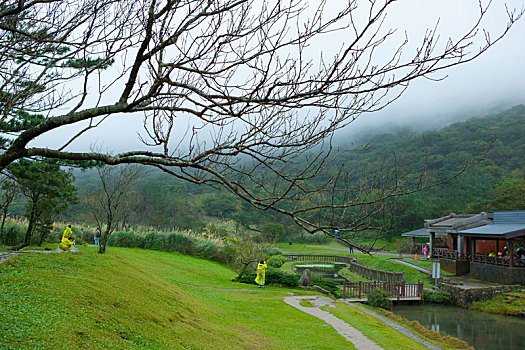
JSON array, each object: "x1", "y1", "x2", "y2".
[
  {"x1": 346, "y1": 0, "x2": 525, "y2": 136},
  {"x1": 32, "y1": 0, "x2": 525, "y2": 152}
]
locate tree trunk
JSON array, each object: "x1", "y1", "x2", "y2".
[
  {"x1": 98, "y1": 226, "x2": 111, "y2": 254},
  {"x1": 37, "y1": 222, "x2": 46, "y2": 246},
  {"x1": 236, "y1": 262, "x2": 252, "y2": 281},
  {"x1": 0, "y1": 211, "x2": 5, "y2": 244}
]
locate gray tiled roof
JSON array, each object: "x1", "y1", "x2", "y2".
[
  {"x1": 401, "y1": 228, "x2": 429, "y2": 237},
  {"x1": 460, "y1": 224, "x2": 525, "y2": 236}
]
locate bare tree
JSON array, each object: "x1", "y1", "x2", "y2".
[
  {"x1": 0, "y1": 1, "x2": 522, "y2": 251},
  {"x1": 83, "y1": 164, "x2": 142, "y2": 254}
]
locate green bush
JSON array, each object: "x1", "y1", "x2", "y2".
[
  {"x1": 423, "y1": 290, "x2": 453, "y2": 304},
  {"x1": 107, "y1": 230, "x2": 231, "y2": 264},
  {"x1": 367, "y1": 288, "x2": 392, "y2": 310},
  {"x1": 288, "y1": 232, "x2": 330, "y2": 244},
  {"x1": 238, "y1": 269, "x2": 299, "y2": 287},
  {"x1": 266, "y1": 247, "x2": 283, "y2": 256},
  {"x1": 0, "y1": 221, "x2": 26, "y2": 246},
  {"x1": 267, "y1": 254, "x2": 286, "y2": 268}
]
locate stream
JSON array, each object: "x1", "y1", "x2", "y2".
[{"x1": 393, "y1": 304, "x2": 525, "y2": 350}]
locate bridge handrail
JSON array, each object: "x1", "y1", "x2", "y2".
[{"x1": 343, "y1": 280, "x2": 423, "y2": 300}]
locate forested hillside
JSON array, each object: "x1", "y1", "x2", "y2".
[{"x1": 67, "y1": 105, "x2": 525, "y2": 238}]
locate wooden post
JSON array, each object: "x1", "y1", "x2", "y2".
[
  {"x1": 358, "y1": 281, "x2": 362, "y2": 299},
  {"x1": 509, "y1": 240, "x2": 515, "y2": 267}
]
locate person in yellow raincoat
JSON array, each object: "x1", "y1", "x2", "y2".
[
  {"x1": 255, "y1": 260, "x2": 267, "y2": 288},
  {"x1": 59, "y1": 225, "x2": 74, "y2": 252}
]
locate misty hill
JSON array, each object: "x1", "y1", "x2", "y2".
[{"x1": 68, "y1": 104, "x2": 525, "y2": 236}]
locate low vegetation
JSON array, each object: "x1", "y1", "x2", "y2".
[
  {"x1": 469, "y1": 290, "x2": 525, "y2": 316},
  {"x1": 367, "y1": 307, "x2": 474, "y2": 350}
]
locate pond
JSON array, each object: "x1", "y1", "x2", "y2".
[
  {"x1": 393, "y1": 304, "x2": 525, "y2": 350},
  {"x1": 293, "y1": 263, "x2": 347, "y2": 284}
]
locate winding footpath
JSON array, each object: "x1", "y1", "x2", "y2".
[
  {"x1": 284, "y1": 295, "x2": 384, "y2": 350},
  {"x1": 284, "y1": 295, "x2": 442, "y2": 350}
]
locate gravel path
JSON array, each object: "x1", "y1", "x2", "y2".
[
  {"x1": 0, "y1": 251, "x2": 21, "y2": 264},
  {"x1": 341, "y1": 301, "x2": 443, "y2": 350},
  {"x1": 284, "y1": 295, "x2": 384, "y2": 350}
]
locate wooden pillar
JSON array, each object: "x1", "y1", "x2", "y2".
[
  {"x1": 471, "y1": 238, "x2": 476, "y2": 261},
  {"x1": 430, "y1": 232, "x2": 435, "y2": 258},
  {"x1": 509, "y1": 240, "x2": 515, "y2": 267}
]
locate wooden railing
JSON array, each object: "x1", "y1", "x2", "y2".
[
  {"x1": 472, "y1": 253, "x2": 509, "y2": 266},
  {"x1": 434, "y1": 249, "x2": 524, "y2": 267},
  {"x1": 343, "y1": 281, "x2": 424, "y2": 300},
  {"x1": 284, "y1": 254, "x2": 405, "y2": 283},
  {"x1": 284, "y1": 254, "x2": 356, "y2": 264},
  {"x1": 433, "y1": 248, "x2": 470, "y2": 261}
]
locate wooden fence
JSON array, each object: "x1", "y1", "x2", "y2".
[
  {"x1": 284, "y1": 254, "x2": 356, "y2": 265},
  {"x1": 284, "y1": 254, "x2": 405, "y2": 283},
  {"x1": 343, "y1": 281, "x2": 424, "y2": 300}
]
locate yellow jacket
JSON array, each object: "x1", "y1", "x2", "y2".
[
  {"x1": 61, "y1": 227, "x2": 72, "y2": 241},
  {"x1": 255, "y1": 263, "x2": 267, "y2": 285},
  {"x1": 59, "y1": 238, "x2": 73, "y2": 252}
]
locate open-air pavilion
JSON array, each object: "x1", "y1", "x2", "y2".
[{"x1": 431, "y1": 211, "x2": 525, "y2": 284}]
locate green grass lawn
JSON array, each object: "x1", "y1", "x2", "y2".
[
  {"x1": 351, "y1": 254, "x2": 434, "y2": 287},
  {"x1": 279, "y1": 245, "x2": 437, "y2": 286},
  {"x1": 278, "y1": 244, "x2": 354, "y2": 256},
  {"x1": 399, "y1": 258, "x2": 454, "y2": 276},
  {"x1": 1, "y1": 246, "x2": 466, "y2": 349}
]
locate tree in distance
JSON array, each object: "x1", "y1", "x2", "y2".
[
  {"x1": 83, "y1": 164, "x2": 143, "y2": 254},
  {"x1": 0, "y1": 0, "x2": 522, "y2": 251},
  {"x1": 7, "y1": 159, "x2": 76, "y2": 250}
]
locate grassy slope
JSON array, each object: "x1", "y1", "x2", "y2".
[
  {"x1": 1, "y1": 247, "x2": 351, "y2": 349},
  {"x1": 1, "y1": 246, "x2": 466, "y2": 349}
]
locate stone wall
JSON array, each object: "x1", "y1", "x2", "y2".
[
  {"x1": 439, "y1": 283, "x2": 521, "y2": 307},
  {"x1": 439, "y1": 258, "x2": 470, "y2": 276},
  {"x1": 470, "y1": 262, "x2": 525, "y2": 285}
]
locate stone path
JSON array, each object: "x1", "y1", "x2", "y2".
[
  {"x1": 284, "y1": 295, "x2": 384, "y2": 350},
  {"x1": 0, "y1": 251, "x2": 21, "y2": 264},
  {"x1": 341, "y1": 301, "x2": 443, "y2": 350}
]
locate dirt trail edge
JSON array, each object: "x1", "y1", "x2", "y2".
[{"x1": 283, "y1": 295, "x2": 384, "y2": 350}]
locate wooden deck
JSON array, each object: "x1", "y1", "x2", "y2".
[{"x1": 342, "y1": 297, "x2": 422, "y2": 303}]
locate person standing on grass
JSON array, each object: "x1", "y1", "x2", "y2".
[
  {"x1": 255, "y1": 260, "x2": 267, "y2": 288},
  {"x1": 94, "y1": 228, "x2": 101, "y2": 246},
  {"x1": 423, "y1": 244, "x2": 429, "y2": 259}
]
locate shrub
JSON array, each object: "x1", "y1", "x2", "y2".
[
  {"x1": 266, "y1": 247, "x2": 283, "y2": 256},
  {"x1": 267, "y1": 254, "x2": 286, "y2": 268},
  {"x1": 107, "y1": 229, "x2": 232, "y2": 265},
  {"x1": 238, "y1": 269, "x2": 299, "y2": 287},
  {"x1": 423, "y1": 290, "x2": 453, "y2": 304},
  {"x1": 367, "y1": 288, "x2": 392, "y2": 310},
  {"x1": 288, "y1": 232, "x2": 330, "y2": 244}
]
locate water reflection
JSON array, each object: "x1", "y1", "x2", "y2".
[{"x1": 393, "y1": 304, "x2": 525, "y2": 350}]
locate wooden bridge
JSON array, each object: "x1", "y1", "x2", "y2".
[{"x1": 342, "y1": 280, "x2": 424, "y2": 301}]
